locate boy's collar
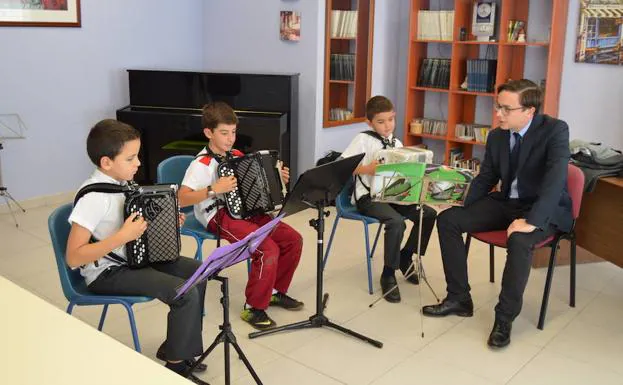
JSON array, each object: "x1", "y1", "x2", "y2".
[{"x1": 93, "y1": 168, "x2": 126, "y2": 185}]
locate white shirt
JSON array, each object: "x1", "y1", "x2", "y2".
[
  {"x1": 68, "y1": 169, "x2": 128, "y2": 285},
  {"x1": 341, "y1": 132, "x2": 403, "y2": 203},
  {"x1": 181, "y1": 147, "x2": 244, "y2": 228}
]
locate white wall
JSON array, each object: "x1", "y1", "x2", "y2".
[
  {"x1": 559, "y1": 0, "x2": 623, "y2": 149},
  {"x1": 0, "y1": 0, "x2": 204, "y2": 201}
]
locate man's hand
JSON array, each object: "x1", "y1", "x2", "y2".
[
  {"x1": 213, "y1": 176, "x2": 237, "y2": 194},
  {"x1": 507, "y1": 218, "x2": 536, "y2": 237}
]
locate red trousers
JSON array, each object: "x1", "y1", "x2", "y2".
[{"x1": 208, "y1": 208, "x2": 303, "y2": 309}]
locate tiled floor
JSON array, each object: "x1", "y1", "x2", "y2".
[{"x1": 2, "y1": 203, "x2": 623, "y2": 384}]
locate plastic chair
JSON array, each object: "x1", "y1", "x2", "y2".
[
  {"x1": 465, "y1": 164, "x2": 585, "y2": 329},
  {"x1": 323, "y1": 178, "x2": 382, "y2": 294},
  {"x1": 48, "y1": 203, "x2": 153, "y2": 352},
  {"x1": 157, "y1": 155, "x2": 218, "y2": 261}
]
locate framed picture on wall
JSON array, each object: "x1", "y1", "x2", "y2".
[
  {"x1": 575, "y1": 0, "x2": 623, "y2": 65},
  {"x1": 0, "y1": 0, "x2": 81, "y2": 27},
  {"x1": 280, "y1": 11, "x2": 301, "y2": 41}
]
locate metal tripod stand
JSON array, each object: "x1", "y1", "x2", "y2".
[{"x1": 0, "y1": 142, "x2": 25, "y2": 227}]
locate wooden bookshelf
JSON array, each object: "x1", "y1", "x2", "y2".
[
  {"x1": 404, "y1": 0, "x2": 569, "y2": 164},
  {"x1": 323, "y1": 0, "x2": 375, "y2": 128}
]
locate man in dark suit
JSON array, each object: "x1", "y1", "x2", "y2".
[{"x1": 422, "y1": 79, "x2": 572, "y2": 348}]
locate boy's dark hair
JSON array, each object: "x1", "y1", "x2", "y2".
[
  {"x1": 366, "y1": 95, "x2": 394, "y2": 121},
  {"x1": 202, "y1": 101, "x2": 239, "y2": 130},
  {"x1": 86, "y1": 119, "x2": 140, "y2": 167},
  {"x1": 497, "y1": 79, "x2": 542, "y2": 114}
]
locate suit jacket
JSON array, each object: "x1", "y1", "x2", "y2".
[{"x1": 464, "y1": 114, "x2": 573, "y2": 232}]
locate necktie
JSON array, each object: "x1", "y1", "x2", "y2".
[{"x1": 508, "y1": 132, "x2": 521, "y2": 194}]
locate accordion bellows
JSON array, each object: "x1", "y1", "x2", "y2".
[{"x1": 375, "y1": 146, "x2": 434, "y2": 164}]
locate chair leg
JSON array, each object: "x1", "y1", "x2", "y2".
[
  {"x1": 66, "y1": 302, "x2": 76, "y2": 315},
  {"x1": 363, "y1": 223, "x2": 374, "y2": 295},
  {"x1": 97, "y1": 304, "x2": 109, "y2": 331},
  {"x1": 538, "y1": 241, "x2": 559, "y2": 330},
  {"x1": 369, "y1": 223, "x2": 382, "y2": 260},
  {"x1": 570, "y1": 236, "x2": 576, "y2": 308},
  {"x1": 489, "y1": 245, "x2": 495, "y2": 283},
  {"x1": 192, "y1": 235, "x2": 203, "y2": 261},
  {"x1": 122, "y1": 303, "x2": 142, "y2": 352},
  {"x1": 465, "y1": 234, "x2": 472, "y2": 255},
  {"x1": 323, "y1": 216, "x2": 340, "y2": 269}
]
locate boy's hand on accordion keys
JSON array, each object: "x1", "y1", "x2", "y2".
[
  {"x1": 213, "y1": 175, "x2": 237, "y2": 194},
  {"x1": 280, "y1": 166, "x2": 290, "y2": 184},
  {"x1": 178, "y1": 213, "x2": 186, "y2": 227},
  {"x1": 362, "y1": 160, "x2": 379, "y2": 176},
  {"x1": 119, "y1": 212, "x2": 148, "y2": 242}
]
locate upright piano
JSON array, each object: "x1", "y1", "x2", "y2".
[{"x1": 116, "y1": 69, "x2": 299, "y2": 185}]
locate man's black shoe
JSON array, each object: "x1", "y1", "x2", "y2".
[
  {"x1": 380, "y1": 275, "x2": 401, "y2": 303},
  {"x1": 400, "y1": 263, "x2": 419, "y2": 285},
  {"x1": 157, "y1": 342, "x2": 207, "y2": 373},
  {"x1": 487, "y1": 320, "x2": 512, "y2": 348},
  {"x1": 422, "y1": 297, "x2": 473, "y2": 317}
]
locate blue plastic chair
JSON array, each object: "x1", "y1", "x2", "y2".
[
  {"x1": 48, "y1": 203, "x2": 152, "y2": 352},
  {"x1": 323, "y1": 178, "x2": 382, "y2": 294},
  {"x1": 157, "y1": 155, "x2": 219, "y2": 261}
]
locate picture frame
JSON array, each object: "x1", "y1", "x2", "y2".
[
  {"x1": 280, "y1": 10, "x2": 301, "y2": 41},
  {"x1": 574, "y1": 0, "x2": 623, "y2": 65},
  {"x1": 0, "y1": 0, "x2": 81, "y2": 27}
]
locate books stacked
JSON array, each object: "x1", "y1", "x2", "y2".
[
  {"x1": 449, "y1": 147, "x2": 463, "y2": 167},
  {"x1": 330, "y1": 54, "x2": 355, "y2": 81},
  {"x1": 421, "y1": 118, "x2": 448, "y2": 136},
  {"x1": 418, "y1": 58, "x2": 451, "y2": 89},
  {"x1": 454, "y1": 158, "x2": 481, "y2": 174},
  {"x1": 330, "y1": 10, "x2": 358, "y2": 38},
  {"x1": 466, "y1": 59, "x2": 497, "y2": 92},
  {"x1": 507, "y1": 20, "x2": 525, "y2": 42},
  {"x1": 329, "y1": 108, "x2": 353, "y2": 121},
  {"x1": 455, "y1": 123, "x2": 490, "y2": 143},
  {"x1": 416, "y1": 10, "x2": 455, "y2": 41}
]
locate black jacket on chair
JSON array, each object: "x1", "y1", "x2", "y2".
[{"x1": 464, "y1": 114, "x2": 573, "y2": 232}]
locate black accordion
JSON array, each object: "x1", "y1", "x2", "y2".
[
  {"x1": 74, "y1": 182, "x2": 181, "y2": 269},
  {"x1": 217, "y1": 150, "x2": 286, "y2": 219}
]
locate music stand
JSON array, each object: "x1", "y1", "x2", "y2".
[
  {"x1": 248, "y1": 154, "x2": 383, "y2": 349},
  {"x1": 175, "y1": 214, "x2": 284, "y2": 385},
  {"x1": 0, "y1": 114, "x2": 27, "y2": 227}
]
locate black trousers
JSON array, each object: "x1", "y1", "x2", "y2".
[
  {"x1": 437, "y1": 196, "x2": 556, "y2": 322},
  {"x1": 356, "y1": 194, "x2": 437, "y2": 269},
  {"x1": 89, "y1": 256, "x2": 205, "y2": 361}
]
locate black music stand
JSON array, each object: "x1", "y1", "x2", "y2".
[
  {"x1": 176, "y1": 215, "x2": 284, "y2": 385},
  {"x1": 248, "y1": 154, "x2": 383, "y2": 349}
]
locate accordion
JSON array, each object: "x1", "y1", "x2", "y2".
[
  {"x1": 217, "y1": 150, "x2": 286, "y2": 219},
  {"x1": 74, "y1": 182, "x2": 181, "y2": 269},
  {"x1": 375, "y1": 146, "x2": 434, "y2": 165}
]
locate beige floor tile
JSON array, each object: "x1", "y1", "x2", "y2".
[
  {"x1": 288, "y1": 330, "x2": 413, "y2": 385},
  {"x1": 232, "y1": 356, "x2": 345, "y2": 385},
  {"x1": 508, "y1": 349, "x2": 623, "y2": 385},
  {"x1": 371, "y1": 352, "x2": 501, "y2": 385}
]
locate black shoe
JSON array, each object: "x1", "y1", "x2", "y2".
[
  {"x1": 400, "y1": 263, "x2": 419, "y2": 285},
  {"x1": 269, "y1": 292, "x2": 304, "y2": 310},
  {"x1": 380, "y1": 275, "x2": 401, "y2": 303},
  {"x1": 422, "y1": 297, "x2": 473, "y2": 317},
  {"x1": 157, "y1": 342, "x2": 207, "y2": 373},
  {"x1": 187, "y1": 373, "x2": 210, "y2": 385},
  {"x1": 487, "y1": 320, "x2": 512, "y2": 348}
]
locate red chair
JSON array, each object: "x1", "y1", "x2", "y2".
[{"x1": 464, "y1": 164, "x2": 585, "y2": 330}]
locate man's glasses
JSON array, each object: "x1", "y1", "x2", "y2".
[{"x1": 494, "y1": 104, "x2": 525, "y2": 115}]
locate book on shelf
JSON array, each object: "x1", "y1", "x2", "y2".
[
  {"x1": 330, "y1": 10, "x2": 358, "y2": 38},
  {"x1": 507, "y1": 20, "x2": 525, "y2": 42},
  {"x1": 411, "y1": 118, "x2": 448, "y2": 136},
  {"x1": 330, "y1": 54, "x2": 355, "y2": 81},
  {"x1": 416, "y1": 10, "x2": 455, "y2": 41},
  {"x1": 418, "y1": 58, "x2": 451, "y2": 89},
  {"x1": 466, "y1": 59, "x2": 497, "y2": 92},
  {"x1": 455, "y1": 123, "x2": 490, "y2": 143},
  {"x1": 329, "y1": 108, "x2": 353, "y2": 121}
]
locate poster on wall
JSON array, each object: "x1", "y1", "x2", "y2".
[
  {"x1": 575, "y1": 0, "x2": 623, "y2": 65},
  {"x1": 0, "y1": 0, "x2": 81, "y2": 27},
  {"x1": 280, "y1": 10, "x2": 301, "y2": 41}
]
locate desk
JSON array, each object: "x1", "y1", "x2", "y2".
[{"x1": 0, "y1": 276, "x2": 189, "y2": 385}]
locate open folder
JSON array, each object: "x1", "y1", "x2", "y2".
[{"x1": 174, "y1": 213, "x2": 285, "y2": 300}]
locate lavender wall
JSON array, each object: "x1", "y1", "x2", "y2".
[
  {"x1": 559, "y1": 0, "x2": 623, "y2": 149},
  {"x1": 0, "y1": 0, "x2": 204, "y2": 201}
]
